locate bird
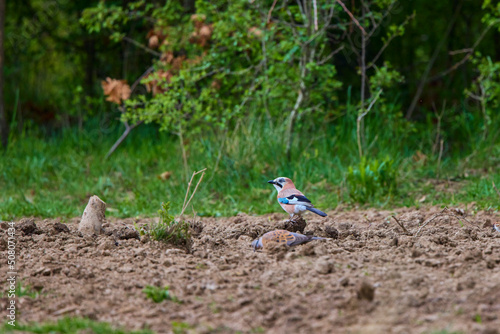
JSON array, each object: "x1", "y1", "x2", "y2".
[
  {"x1": 493, "y1": 223, "x2": 500, "y2": 232},
  {"x1": 267, "y1": 177, "x2": 327, "y2": 219},
  {"x1": 251, "y1": 229, "x2": 326, "y2": 251}
]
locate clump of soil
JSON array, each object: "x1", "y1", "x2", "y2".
[{"x1": 1, "y1": 206, "x2": 500, "y2": 333}]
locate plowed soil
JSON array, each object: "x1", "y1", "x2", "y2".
[{"x1": 1, "y1": 206, "x2": 500, "y2": 334}]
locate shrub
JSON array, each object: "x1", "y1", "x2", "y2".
[
  {"x1": 147, "y1": 202, "x2": 191, "y2": 249},
  {"x1": 347, "y1": 157, "x2": 398, "y2": 204}
]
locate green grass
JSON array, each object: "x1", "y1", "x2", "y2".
[
  {"x1": 2, "y1": 317, "x2": 154, "y2": 334},
  {"x1": 1, "y1": 281, "x2": 40, "y2": 299},
  {"x1": 143, "y1": 285, "x2": 181, "y2": 303},
  {"x1": 0, "y1": 110, "x2": 499, "y2": 220}
]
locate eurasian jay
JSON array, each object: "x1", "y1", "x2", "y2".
[
  {"x1": 494, "y1": 223, "x2": 500, "y2": 232},
  {"x1": 268, "y1": 177, "x2": 327, "y2": 218},
  {"x1": 251, "y1": 229, "x2": 326, "y2": 251}
]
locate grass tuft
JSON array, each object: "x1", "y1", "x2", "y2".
[
  {"x1": 143, "y1": 285, "x2": 181, "y2": 304},
  {"x1": 2, "y1": 317, "x2": 153, "y2": 334}
]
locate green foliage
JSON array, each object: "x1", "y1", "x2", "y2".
[
  {"x1": 171, "y1": 322, "x2": 194, "y2": 334},
  {"x1": 148, "y1": 202, "x2": 191, "y2": 248},
  {"x1": 143, "y1": 285, "x2": 180, "y2": 303},
  {"x1": 2, "y1": 317, "x2": 153, "y2": 334},
  {"x1": 347, "y1": 157, "x2": 398, "y2": 204},
  {"x1": 369, "y1": 62, "x2": 405, "y2": 92},
  {"x1": 1, "y1": 281, "x2": 40, "y2": 299}
]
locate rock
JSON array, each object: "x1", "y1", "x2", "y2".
[
  {"x1": 53, "y1": 222, "x2": 70, "y2": 234},
  {"x1": 18, "y1": 218, "x2": 38, "y2": 235},
  {"x1": 357, "y1": 280, "x2": 375, "y2": 301},
  {"x1": 79, "y1": 195, "x2": 106, "y2": 236}
]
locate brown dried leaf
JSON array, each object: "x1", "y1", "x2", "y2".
[
  {"x1": 191, "y1": 14, "x2": 206, "y2": 30},
  {"x1": 248, "y1": 27, "x2": 263, "y2": 38},
  {"x1": 101, "y1": 77, "x2": 131, "y2": 105},
  {"x1": 161, "y1": 51, "x2": 174, "y2": 64},
  {"x1": 172, "y1": 56, "x2": 185, "y2": 71},
  {"x1": 210, "y1": 79, "x2": 221, "y2": 90},
  {"x1": 148, "y1": 35, "x2": 159, "y2": 49},
  {"x1": 157, "y1": 171, "x2": 172, "y2": 181}
]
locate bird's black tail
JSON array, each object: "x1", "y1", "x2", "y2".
[{"x1": 306, "y1": 207, "x2": 327, "y2": 217}]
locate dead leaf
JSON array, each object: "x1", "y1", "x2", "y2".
[
  {"x1": 144, "y1": 70, "x2": 172, "y2": 96},
  {"x1": 418, "y1": 195, "x2": 426, "y2": 203},
  {"x1": 101, "y1": 78, "x2": 131, "y2": 104},
  {"x1": 161, "y1": 51, "x2": 174, "y2": 65},
  {"x1": 148, "y1": 35, "x2": 159, "y2": 49},
  {"x1": 157, "y1": 171, "x2": 172, "y2": 181},
  {"x1": 248, "y1": 27, "x2": 263, "y2": 38},
  {"x1": 210, "y1": 79, "x2": 221, "y2": 90}
]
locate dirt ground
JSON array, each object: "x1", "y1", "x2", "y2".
[{"x1": 1, "y1": 206, "x2": 500, "y2": 334}]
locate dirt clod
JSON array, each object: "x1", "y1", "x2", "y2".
[
  {"x1": 357, "y1": 280, "x2": 375, "y2": 301},
  {"x1": 280, "y1": 216, "x2": 307, "y2": 233},
  {"x1": 315, "y1": 256, "x2": 334, "y2": 274},
  {"x1": 53, "y1": 222, "x2": 70, "y2": 234},
  {"x1": 116, "y1": 226, "x2": 140, "y2": 240},
  {"x1": 324, "y1": 224, "x2": 339, "y2": 239},
  {"x1": 18, "y1": 218, "x2": 38, "y2": 235}
]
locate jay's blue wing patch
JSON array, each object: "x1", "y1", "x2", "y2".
[{"x1": 278, "y1": 194, "x2": 312, "y2": 205}]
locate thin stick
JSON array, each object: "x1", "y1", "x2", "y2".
[
  {"x1": 436, "y1": 139, "x2": 444, "y2": 180},
  {"x1": 391, "y1": 216, "x2": 411, "y2": 235},
  {"x1": 267, "y1": 0, "x2": 278, "y2": 24},
  {"x1": 415, "y1": 207, "x2": 448, "y2": 237},
  {"x1": 336, "y1": 0, "x2": 366, "y2": 35},
  {"x1": 105, "y1": 121, "x2": 143, "y2": 159},
  {"x1": 180, "y1": 168, "x2": 207, "y2": 216},
  {"x1": 105, "y1": 65, "x2": 155, "y2": 159},
  {"x1": 313, "y1": 0, "x2": 318, "y2": 31},
  {"x1": 357, "y1": 89, "x2": 382, "y2": 157},
  {"x1": 123, "y1": 36, "x2": 161, "y2": 57}
]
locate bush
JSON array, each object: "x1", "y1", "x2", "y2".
[{"x1": 347, "y1": 157, "x2": 398, "y2": 204}]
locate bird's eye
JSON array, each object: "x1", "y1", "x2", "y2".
[{"x1": 279, "y1": 178, "x2": 285, "y2": 183}]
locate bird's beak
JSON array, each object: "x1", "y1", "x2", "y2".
[{"x1": 267, "y1": 180, "x2": 275, "y2": 184}]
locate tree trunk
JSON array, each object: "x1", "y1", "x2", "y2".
[{"x1": 0, "y1": 0, "x2": 8, "y2": 148}]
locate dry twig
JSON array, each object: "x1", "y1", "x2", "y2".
[
  {"x1": 391, "y1": 215, "x2": 411, "y2": 235},
  {"x1": 336, "y1": 0, "x2": 366, "y2": 35},
  {"x1": 180, "y1": 168, "x2": 207, "y2": 216}
]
